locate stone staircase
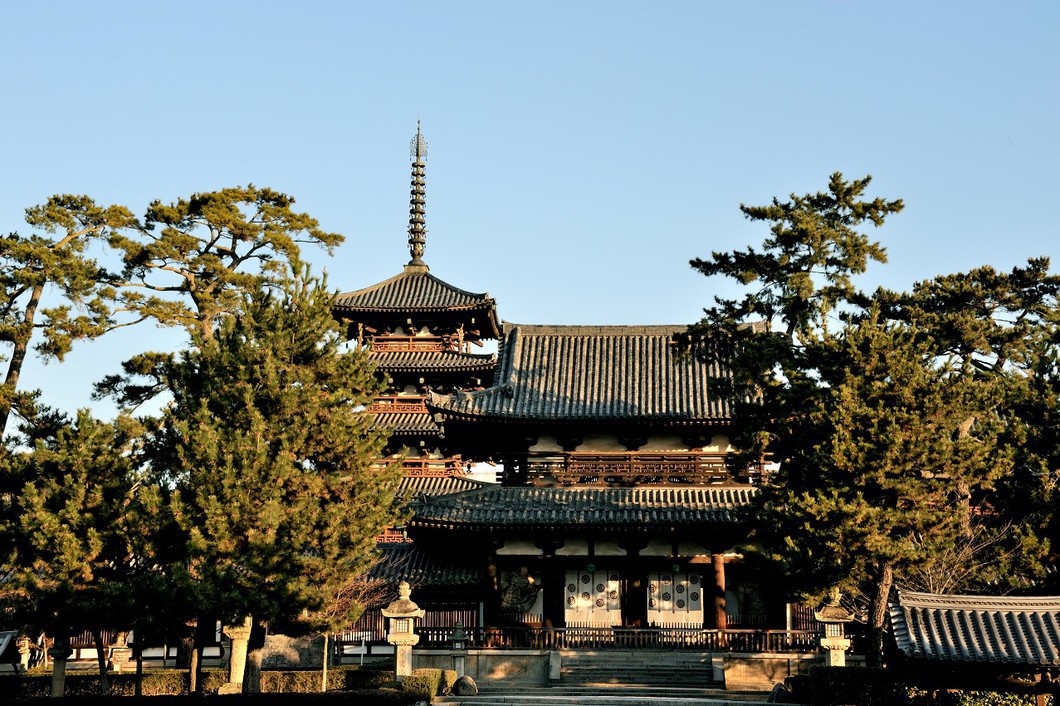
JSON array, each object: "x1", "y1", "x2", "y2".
[
  {"x1": 436, "y1": 650, "x2": 777, "y2": 706},
  {"x1": 558, "y1": 649, "x2": 717, "y2": 688},
  {"x1": 436, "y1": 686, "x2": 775, "y2": 706}
]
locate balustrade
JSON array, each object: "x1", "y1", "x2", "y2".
[
  {"x1": 340, "y1": 624, "x2": 819, "y2": 653},
  {"x1": 371, "y1": 337, "x2": 452, "y2": 352},
  {"x1": 523, "y1": 452, "x2": 759, "y2": 486},
  {"x1": 368, "y1": 396, "x2": 429, "y2": 413}
]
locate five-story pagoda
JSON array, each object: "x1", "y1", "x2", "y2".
[{"x1": 332, "y1": 123, "x2": 500, "y2": 487}]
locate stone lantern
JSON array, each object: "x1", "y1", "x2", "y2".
[
  {"x1": 814, "y1": 587, "x2": 854, "y2": 667},
  {"x1": 382, "y1": 581, "x2": 425, "y2": 680},
  {"x1": 15, "y1": 635, "x2": 32, "y2": 673},
  {"x1": 450, "y1": 621, "x2": 468, "y2": 677}
]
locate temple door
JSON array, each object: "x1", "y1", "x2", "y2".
[
  {"x1": 621, "y1": 574, "x2": 647, "y2": 627},
  {"x1": 647, "y1": 570, "x2": 704, "y2": 626},
  {"x1": 564, "y1": 569, "x2": 621, "y2": 626}
]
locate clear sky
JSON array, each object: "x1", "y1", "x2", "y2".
[{"x1": 2, "y1": 1, "x2": 1058, "y2": 419}]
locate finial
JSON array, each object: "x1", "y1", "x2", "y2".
[
  {"x1": 406, "y1": 121, "x2": 428, "y2": 270},
  {"x1": 410, "y1": 119, "x2": 428, "y2": 163}
]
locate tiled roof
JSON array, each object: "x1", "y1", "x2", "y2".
[
  {"x1": 370, "y1": 412, "x2": 442, "y2": 436},
  {"x1": 427, "y1": 324, "x2": 731, "y2": 422},
  {"x1": 371, "y1": 350, "x2": 496, "y2": 373},
  {"x1": 372, "y1": 542, "x2": 480, "y2": 587},
  {"x1": 410, "y1": 485, "x2": 755, "y2": 531},
  {"x1": 889, "y1": 591, "x2": 1060, "y2": 666},
  {"x1": 397, "y1": 475, "x2": 492, "y2": 499},
  {"x1": 334, "y1": 269, "x2": 496, "y2": 313}
]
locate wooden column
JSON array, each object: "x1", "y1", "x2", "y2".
[{"x1": 712, "y1": 554, "x2": 727, "y2": 630}]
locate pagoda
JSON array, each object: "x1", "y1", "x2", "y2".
[
  {"x1": 335, "y1": 125, "x2": 789, "y2": 647},
  {"x1": 333, "y1": 122, "x2": 500, "y2": 482}
]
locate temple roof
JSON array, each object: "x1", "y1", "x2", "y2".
[
  {"x1": 372, "y1": 542, "x2": 481, "y2": 587},
  {"x1": 410, "y1": 485, "x2": 755, "y2": 531},
  {"x1": 397, "y1": 474, "x2": 491, "y2": 499},
  {"x1": 889, "y1": 591, "x2": 1060, "y2": 666},
  {"x1": 371, "y1": 349, "x2": 496, "y2": 373},
  {"x1": 335, "y1": 269, "x2": 498, "y2": 319},
  {"x1": 427, "y1": 324, "x2": 731, "y2": 422},
  {"x1": 370, "y1": 412, "x2": 443, "y2": 437}
]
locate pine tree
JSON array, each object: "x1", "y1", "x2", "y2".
[
  {"x1": 0, "y1": 196, "x2": 136, "y2": 432},
  {"x1": 147, "y1": 270, "x2": 400, "y2": 691},
  {"x1": 686, "y1": 173, "x2": 1027, "y2": 665},
  {"x1": 0, "y1": 412, "x2": 155, "y2": 694},
  {"x1": 752, "y1": 314, "x2": 1011, "y2": 664},
  {"x1": 109, "y1": 185, "x2": 341, "y2": 340}
]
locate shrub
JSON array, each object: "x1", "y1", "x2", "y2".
[
  {"x1": 341, "y1": 665, "x2": 395, "y2": 690},
  {"x1": 946, "y1": 693, "x2": 1053, "y2": 706},
  {"x1": 400, "y1": 668, "x2": 448, "y2": 700},
  {"x1": 440, "y1": 669, "x2": 458, "y2": 695},
  {"x1": 808, "y1": 666, "x2": 906, "y2": 706}
]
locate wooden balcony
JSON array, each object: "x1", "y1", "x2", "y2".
[
  {"x1": 339, "y1": 624, "x2": 820, "y2": 653},
  {"x1": 524, "y1": 452, "x2": 760, "y2": 486},
  {"x1": 380, "y1": 457, "x2": 465, "y2": 478},
  {"x1": 371, "y1": 336, "x2": 451, "y2": 352},
  {"x1": 368, "y1": 396, "x2": 429, "y2": 413}
]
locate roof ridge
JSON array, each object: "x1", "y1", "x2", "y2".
[{"x1": 503, "y1": 322, "x2": 688, "y2": 336}]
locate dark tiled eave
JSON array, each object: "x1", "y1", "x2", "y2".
[
  {"x1": 370, "y1": 412, "x2": 442, "y2": 437},
  {"x1": 890, "y1": 591, "x2": 1060, "y2": 666},
  {"x1": 409, "y1": 484, "x2": 755, "y2": 532},
  {"x1": 333, "y1": 270, "x2": 500, "y2": 337},
  {"x1": 372, "y1": 350, "x2": 496, "y2": 373},
  {"x1": 426, "y1": 323, "x2": 733, "y2": 422},
  {"x1": 396, "y1": 475, "x2": 491, "y2": 499},
  {"x1": 372, "y1": 542, "x2": 480, "y2": 587}
]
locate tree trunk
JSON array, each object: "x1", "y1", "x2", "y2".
[
  {"x1": 49, "y1": 634, "x2": 71, "y2": 698},
  {"x1": 92, "y1": 629, "x2": 110, "y2": 695},
  {"x1": 0, "y1": 283, "x2": 43, "y2": 431},
  {"x1": 867, "y1": 562, "x2": 894, "y2": 668},
  {"x1": 134, "y1": 639, "x2": 143, "y2": 698},
  {"x1": 242, "y1": 617, "x2": 266, "y2": 694},
  {"x1": 320, "y1": 633, "x2": 329, "y2": 692}
]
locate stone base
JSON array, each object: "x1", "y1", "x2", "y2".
[
  {"x1": 261, "y1": 634, "x2": 326, "y2": 668},
  {"x1": 217, "y1": 682, "x2": 242, "y2": 695}
]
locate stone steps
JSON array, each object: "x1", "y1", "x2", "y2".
[
  {"x1": 437, "y1": 687, "x2": 773, "y2": 706},
  {"x1": 558, "y1": 651, "x2": 717, "y2": 688}
]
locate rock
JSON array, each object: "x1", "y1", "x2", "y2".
[
  {"x1": 453, "y1": 675, "x2": 478, "y2": 696},
  {"x1": 217, "y1": 682, "x2": 242, "y2": 695}
]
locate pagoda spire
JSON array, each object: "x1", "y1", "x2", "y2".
[{"x1": 406, "y1": 120, "x2": 428, "y2": 271}]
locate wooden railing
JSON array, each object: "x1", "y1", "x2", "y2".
[
  {"x1": 389, "y1": 458, "x2": 466, "y2": 477},
  {"x1": 524, "y1": 452, "x2": 756, "y2": 486},
  {"x1": 371, "y1": 337, "x2": 450, "y2": 352},
  {"x1": 368, "y1": 396, "x2": 429, "y2": 413},
  {"x1": 355, "y1": 625, "x2": 820, "y2": 653}
]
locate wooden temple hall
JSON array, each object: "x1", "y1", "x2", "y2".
[{"x1": 331, "y1": 125, "x2": 800, "y2": 652}]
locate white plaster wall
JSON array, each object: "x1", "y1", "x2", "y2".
[
  {"x1": 594, "y1": 541, "x2": 625, "y2": 556},
  {"x1": 578, "y1": 434, "x2": 626, "y2": 452},
  {"x1": 677, "y1": 542, "x2": 708, "y2": 557},
  {"x1": 556, "y1": 538, "x2": 590, "y2": 556},
  {"x1": 640, "y1": 435, "x2": 687, "y2": 451},
  {"x1": 529, "y1": 436, "x2": 563, "y2": 452},
  {"x1": 641, "y1": 539, "x2": 673, "y2": 557},
  {"x1": 705, "y1": 435, "x2": 731, "y2": 452},
  {"x1": 496, "y1": 539, "x2": 543, "y2": 556}
]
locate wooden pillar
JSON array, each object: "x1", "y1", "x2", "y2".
[{"x1": 712, "y1": 554, "x2": 727, "y2": 630}]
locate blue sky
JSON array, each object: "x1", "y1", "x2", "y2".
[{"x1": 2, "y1": 1, "x2": 1058, "y2": 418}]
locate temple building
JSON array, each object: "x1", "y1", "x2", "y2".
[{"x1": 332, "y1": 125, "x2": 787, "y2": 647}]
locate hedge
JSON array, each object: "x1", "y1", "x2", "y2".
[
  {"x1": 806, "y1": 666, "x2": 906, "y2": 706},
  {"x1": 399, "y1": 668, "x2": 458, "y2": 699},
  {"x1": 3, "y1": 692, "x2": 419, "y2": 706},
  {"x1": 0, "y1": 664, "x2": 396, "y2": 697}
]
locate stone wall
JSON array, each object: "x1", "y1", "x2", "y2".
[
  {"x1": 413, "y1": 649, "x2": 552, "y2": 686},
  {"x1": 261, "y1": 635, "x2": 326, "y2": 669}
]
